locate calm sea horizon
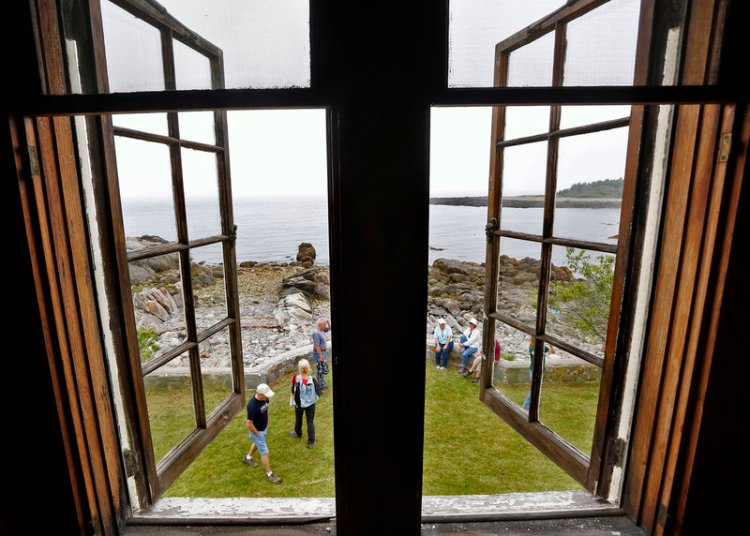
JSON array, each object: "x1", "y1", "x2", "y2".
[{"x1": 121, "y1": 195, "x2": 620, "y2": 267}]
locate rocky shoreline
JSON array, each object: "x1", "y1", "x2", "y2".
[
  {"x1": 128, "y1": 236, "x2": 600, "y2": 373},
  {"x1": 430, "y1": 195, "x2": 621, "y2": 209},
  {"x1": 128, "y1": 237, "x2": 331, "y2": 370}
]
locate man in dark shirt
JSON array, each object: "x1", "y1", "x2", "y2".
[{"x1": 243, "y1": 383, "x2": 282, "y2": 484}]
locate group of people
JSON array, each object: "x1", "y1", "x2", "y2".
[
  {"x1": 433, "y1": 317, "x2": 484, "y2": 383},
  {"x1": 242, "y1": 317, "x2": 331, "y2": 485}
]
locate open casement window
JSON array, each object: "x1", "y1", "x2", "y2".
[
  {"x1": 480, "y1": 0, "x2": 642, "y2": 493},
  {"x1": 96, "y1": 0, "x2": 244, "y2": 498}
]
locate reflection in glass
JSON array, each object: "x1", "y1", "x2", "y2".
[
  {"x1": 554, "y1": 128, "x2": 628, "y2": 243},
  {"x1": 504, "y1": 106, "x2": 551, "y2": 140},
  {"x1": 129, "y1": 254, "x2": 186, "y2": 363},
  {"x1": 500, "y1": 142, "x2": 548, "y2": 236},
  {"x1": 539, "y1": 353, "x2": 602, "y2": 456},
  {"x1": 498, "y1": 238, "x2": 540, "y2": 326},
  {"x1": 115, "y1": 137, "x2": 177, "y2": 248},
  {"x1": 174, "y1": 40, "x2": 213, "y2": 91},
  {"x1": 179, "y1": 112, "x2": 216, "y2": 145},
  {"x1": 507, "y1": 31, "x2": 555, "y2": 87},
  {"x1": 199, "y1": 328, "x2": 234, "y2": 417},
  {"x1": 101, "y1": 0, "x2": 165, "y2": 92},
  {"x1": 545, "y1": 246, "x2": 615, "y2": 360},
  {"x1": 182, "y1": 148, "x2": 222, "y2": 240},
  {"x1": 559, "y1": 105, "x2": 631, "y2": 130},
  {"x1": 144, "y1": 361, "x2": 196, "y2": 463},
  {"x1": 112, "y1": 113, "x2": 169, "y2": 135},
  {"x1": 563, "y1": 0, "x2": 640, "y2": 86},
  {"x1": 492, "y1": 322, "x2": 534, "y2": 411},
  {"x1": 189, "y1": 243, "x2": 227, "y2": 333}
]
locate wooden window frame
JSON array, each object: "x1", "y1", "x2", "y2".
[{"x1": 16, "y1": 0, "x2": 742, "y2": 532}]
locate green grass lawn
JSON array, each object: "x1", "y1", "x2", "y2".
[{"x1": 150, "y1": 364, "x2": 599, "y2": 497}]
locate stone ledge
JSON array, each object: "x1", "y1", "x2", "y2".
[{"x1": 144, "y1": 343, "x2": 329, "y2": 390}]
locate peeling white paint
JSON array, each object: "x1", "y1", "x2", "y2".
[
  {"x1": 68, "y1": 38, "x2": 141, "y2": 511},
  {"x1": 608, "y1": 104, "x2": 674, "y2": 504},
  {"x1": 134, "y1": 491, "x2": 616, "y2": 523}
]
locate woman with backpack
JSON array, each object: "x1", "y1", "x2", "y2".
[{"x1": 288, "y1": 359, "x2": 322, "y2": 448}]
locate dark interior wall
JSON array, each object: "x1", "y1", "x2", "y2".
[
  {"x1": 681, "y1": 127, "x2": 748, "y2": 534},
  {"x1": 0, "y1": 4, "x2": 80, "y2": 534}
]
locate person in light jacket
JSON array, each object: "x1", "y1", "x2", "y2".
[
  {"x1": 289, "y1": 359, "x2": 321, "y2": 448},
  {"x1": 433, "y1": 319, "x2": 453, "y2": 370},
  {"x1": 458, "y1": 317, "x2": 481, "y2": 374}
]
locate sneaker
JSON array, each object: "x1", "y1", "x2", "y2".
[
  {"x1": 289, "y1": 431, "x2": 301, "y2": 438},
  {"x1": 266, "y1": 472, "x2": 283, "y2": 484},
  {"x1": 436, "y1": 365, "x2": 440, "y2": 370},
  {"x1": 462, "y1": 371, "x2": 472, "y2": 377},
  {"x1": 307, "y1": 441, "x2": 316, "y2": 449},
  {"x1": 243, "y1": 456, "x2": 258, "y2": 467},
  {"x1": 471, "y1": 377, "x2": 480, "y2": 383}
]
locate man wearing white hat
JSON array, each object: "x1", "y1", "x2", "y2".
[
  {"x1": 243, "y1": 383, "x2": 282, "y2": 484},
  {"x1": 458, "y1": 318, "x2": 481, "y2": 375}
]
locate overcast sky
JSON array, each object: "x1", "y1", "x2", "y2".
[{"x1": 109, "y1": 0, "x2": 639, "y2": 199}]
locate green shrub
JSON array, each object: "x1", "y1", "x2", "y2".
[{"x1": 137, "y1": 328, "x2": 160, "y2": 362}]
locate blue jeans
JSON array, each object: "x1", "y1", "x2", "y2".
[
  {"x1": 313, "y1": 350, "x2": 328, "y2": 388},
  {"x1": 435, "y1": 341, "x2": 453, "y2": 367},
  {"x1": 460, "y1": 334, "x2": 478, "y2": 368}
]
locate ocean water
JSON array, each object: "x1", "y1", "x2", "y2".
[{"x1": 121, "y1": 196, "x2": 620, "y2": 266}]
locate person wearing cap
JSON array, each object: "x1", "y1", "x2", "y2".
[
  {"x1": 433, "y1": 319, "x2": 453, "y2": 370},
  {"x1": 458, "y1": 317, "x2": 481, "y2": 375},
  {"x1": 312, "y1": 318, "x2": 331, "y2": 389},
  {"x1": 243, "y1": 383, "x2": 282, "y2": 484}
]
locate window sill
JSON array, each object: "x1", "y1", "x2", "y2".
[{"x1": 129, "y1": 491, "x2": 619, "y2": 525}]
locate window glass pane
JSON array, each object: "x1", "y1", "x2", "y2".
[
  {"x1": 500, "y1": 142, "x2": 547, "y2": 236},
  {"x1": 190, "y1": 242, "x2": 228, "y2": 334},
  {"x1": 498, "y1": 237, "x2": 540, "y2": 326},
  {"x1": 559, "y1": 105, "x2": 631, "y2": 130},
  {"x1": 129, "y1": 253, "x2": 186, "y2": 363},
  {"x1": 173, "y1": 40, "x2": 213, "y2": 91},
  {"x1": 553, "y1": 127, "x2": 628, "y2": 244},
  {"x1": 491, "y1": 322, "x2": 534, "y2": 411},
  {"x1": 448, "y1": 0, "x2": 565, "y2": 87},
  {"x1": 504, "y1": 106, "x2": 551, "y2": 140},
  {"x1": 153, "y1": 0, "x2": 311, "y2": 89},
  {"x1": 507, "y1": 31, "x2": 555, "y2": 87},
  {"x1": 116, "y1": 137, "x2": 177, "y2": 249},
  {"x1": 563, "y1": 0, "x2": 641, "y2": 86},
  {"x1": 144, "y1": 360, "x2": 196, "y2": 464},
  {"x1": 101, "y1": 0, "x2": 165, "y2": 92},
  {"x1": 112, "y1": 113, "x2": 169, "y2": 136},
  {"x1": 199, "y1": 327, "x2": 234, "y2": 418},
  {"x1": 182, "y1": 148, "x2": 222, "y2": 240},
  {"x1": 539, "y1": 347, "x2": 602, "y2": 456},
  {"x1": 545, "y1": 246, "x2": 616, "y2": 360},
  {"x1": 179, "y1": 112, "x2": 216, "y2": 145}
]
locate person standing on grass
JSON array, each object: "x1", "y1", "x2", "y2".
[
  {"x1": 433, "y1": 319, "x2": 453, "y2": 370},
  {"x1": 243, "y1": 383, "x2": 282, "y2": 484},
  {"x1": 289, "y1": 358, "x2": 321, "y2": 448},
  {"x1": 312, "y1": 318, "x2": 330, "y2": 389},
  {"x1": 457, "y1": 317, "x2": 481, "y2": 375}
]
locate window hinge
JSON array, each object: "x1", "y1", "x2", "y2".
[
  {"x1": 229, "y1": 224, "x2": 238, "y2": 243},
  {"x1": 90, "y1": 514, "x2": 102, "y2": 535},
  {"x1": 657, "y1": 504, "x2": 670, "y2": 528},
  {"x1": 609, "y1": 437, "x2": 627, "y2": 467},
  {"x1": 718, "y1": 132, "x2": 732, "y2": 163},
  {"x1": 27, "y1": 145, "x2": 40, "y2": 176},
  {"x1": 485, "y1": 217, "x2": 499, "y2": 243},
  {"x1": 123, "y1": 448, "x2": 139, "y2": 478}
]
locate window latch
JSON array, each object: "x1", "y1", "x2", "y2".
[{"x1": 485, "y1": 217, "x2": 499, "y2": 243}]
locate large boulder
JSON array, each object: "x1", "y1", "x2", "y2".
[
  {"x1": 296, "y1": 243, "x2": 317, "y2": 268},
  {"x1": 282, "y1": 276, "x2": 317, "y2": 296}
]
